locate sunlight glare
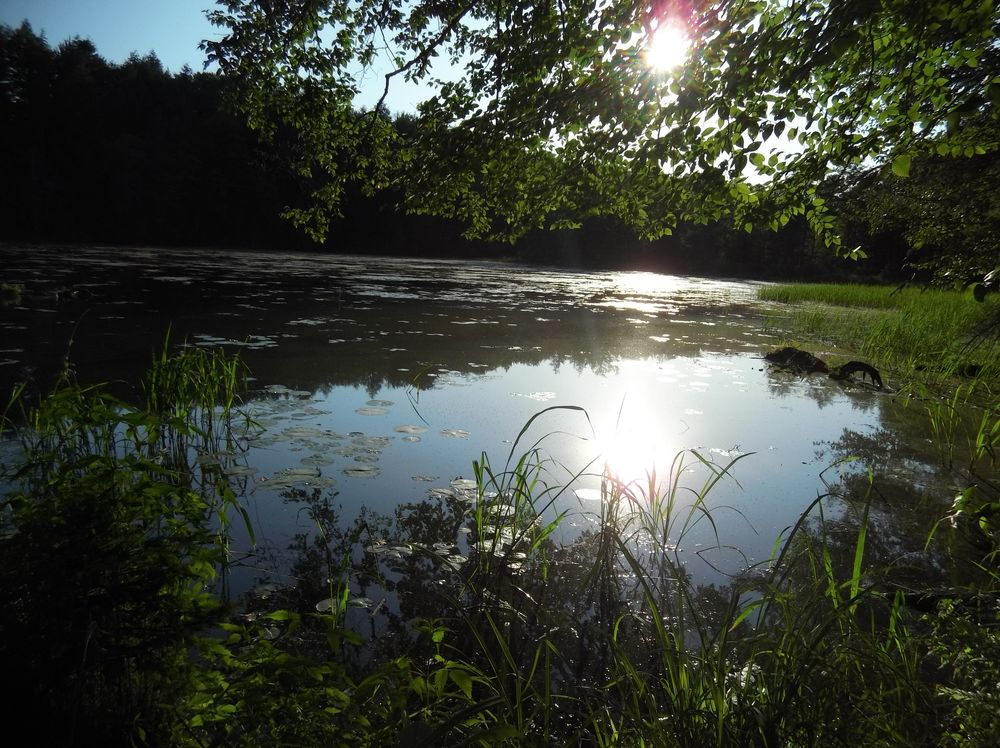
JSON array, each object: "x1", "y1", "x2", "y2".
[
  {"x1": 646, "y1": 21, "x2": 690, "y2": 72},
  {"x1": 597, "y1": 411, "x2": 672, "y2": 494}
]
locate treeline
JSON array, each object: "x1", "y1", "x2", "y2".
[
  {"x1": 0, "y1": 22, "x2": 499, "y2": 257},
  {"x1": 1, "y1": 21, "x2": 992, "y2": 281},
  {"x1": 0, "y1": 23, "x2": 296, "y2": 248}
]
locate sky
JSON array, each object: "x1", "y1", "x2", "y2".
[
  {"x1": 0, "y1": 0, "x2": 437, "y2": 111},
  {"x1": 0, "y1": 0, "x2": 219, "y2": 73}
]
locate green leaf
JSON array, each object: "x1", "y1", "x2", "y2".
[
  {"x1": 449, "y1": 668, "x2": 474, "y2": 699},
  {"x1": 891, "y1": 154, "x2": 912, "y2": 177}
]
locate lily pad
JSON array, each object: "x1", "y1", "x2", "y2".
[
  {"x1": 352, "y1": 435, "x2": 391, "y2": 448},
  {"x1": 278, "y1": 467, "x2": 322, "y2": 478},
  {"x1": 355, "y1": 406, "x2": 388, "y2": 416},
  {"x1": 300, "y1": 455, "x2": 335, "y2": 466},
  {"x1": 264, "y1": 384, "x2": 312, "y2": 397},
  {"x1": 258, "y1": 465, "x2": 333, "y2": 489},
  {"x1": 440, "y1": 428, "x2": 470, "y2": 438},
  {"x1": 223, "y1": 465, "x2": 259, "y2": 477},
  {"x1": 258, "y1": 475, "x2": 335, "y2": 490},
  {"x1": 343, "y1": 465, "x2": 380, "y2": 478},
  {"x1": 394, "y1": 424, "x2": 428, "y2": 434},
  {"x1": 281, "y1": 426, "x2": 327, "y2": 438}
]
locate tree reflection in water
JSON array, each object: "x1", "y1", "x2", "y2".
[{"x1": 250, "y1": 449, "x2": 765, "y2": 692}]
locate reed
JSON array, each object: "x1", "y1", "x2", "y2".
[
  {"x1": 4, "y1": 362, "x2": 998, "y2": 745},
  {"x1": 0, "y1": 343, "x2": 256, "y2": 743},
  {"x1": 164, "y1": 409, "x2": 1000, "y2": 746}
]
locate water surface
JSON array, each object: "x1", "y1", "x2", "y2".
[{"x1": 0, "y1": 245, "x2": 958, "y2": 597}]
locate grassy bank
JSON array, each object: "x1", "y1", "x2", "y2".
[
  {"x1": 2, "y1": 349, "x2": 1000, "y2": 746},
  {"x1": 758, "y1": 283, "x2": 1000, "y2": 388}
]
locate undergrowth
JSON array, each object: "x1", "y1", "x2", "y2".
[{"x1": 2, "y1": 350, "x2": 999, "y2": 746}]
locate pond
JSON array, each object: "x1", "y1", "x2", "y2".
[{"x1": 0, "y1": 244, "x2": 964, "y2": 607}]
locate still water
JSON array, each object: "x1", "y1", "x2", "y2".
[{"x1": 0, "y1": 245, "x2": 955, "y2": 597}]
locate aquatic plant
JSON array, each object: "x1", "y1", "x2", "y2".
[
  {"x1": 0, "y1": 344, "x2": 254, "y2": 743},
  {"x1": 758, "y1": 282, "x2": 1000, "y2": 389},
  {"x1": 0, "y1": 281, "x2": 24, "y2": 306},
  {"x1": 3, "y1": 354, "x2": 999, "y2": 745}
]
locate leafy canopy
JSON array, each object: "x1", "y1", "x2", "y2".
[{"x1": 204, "y1": 1, "x2": 999, "y2": 248}]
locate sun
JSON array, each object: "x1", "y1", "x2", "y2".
[{"x1": 645, "y1": 21, "x2": 690, "y2": 72}]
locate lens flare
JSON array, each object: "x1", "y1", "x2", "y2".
[{"x1": 646, "y1": 21, "x2": 690, "y2": 72}]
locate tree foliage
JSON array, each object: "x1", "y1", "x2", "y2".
[
  {"x1": 204, "y1": 0, "x2": 1000, "y2": 247},
  {"x1": 836, "y1": 133, "x2": 1000, "y2": 285}
]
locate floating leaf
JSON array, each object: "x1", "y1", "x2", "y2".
[
  {"x1": 300, "y1": 454, "x2": 335, "y2": 466},
  {"x1": 264, "y1": 384, "x2": 312, "y2": 397},
  {"x1": 355, "y1": 406, "x2": 388, "y2": 416},
  {"x1": 343, "y1": 465, "x2": 380, "y2": 478},
  {"x1": 352, "y1": 435, "x2": 390, "y2": 448},
  {"x1": 223, "y1": 465, "x2": 258, "y2": 476},
  {"x1": 394, "y1": 424, "x2": 428, "y2": 434},
  {"x1": 278, "y1": 467, "x2": 321, "y2": 478},
  {"x1": 281, "y1": 426, "x2": 339, "y2": 439}
]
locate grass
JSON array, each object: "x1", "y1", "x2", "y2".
[
  {"x1": 0, "y1": 344, "x2": 253, "y2": 744},
  {"x1": 3, "y1": 349, "x2": 1000, "y2": 746},
  {"x1": 757, "y1": 283, "x2": 1000, "y2": 388},
  {"x1": 758, "y1": 281, "x2": 1000, "y2": 476}
]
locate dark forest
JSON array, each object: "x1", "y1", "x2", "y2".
[{"x1": 1, "y1": 20, "x2": 995, "y2": 283}]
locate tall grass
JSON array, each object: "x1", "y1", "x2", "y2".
[
  {"x1": 161, "y1": 405, "x2": 948, "y2": 746},
  {"x1": 226, "y1": 412, "x2": 944, "y2": 746},
  {"x1": 4, "y1": 365, "x2": 999, "y2": 745},
  {"x1": 758, "y1": 282, "x2": 1000, "y2": 387},
  {"x1": 0, "y1": 344, "x2": 255, "y2": 744}
]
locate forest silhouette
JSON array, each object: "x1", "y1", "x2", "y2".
[{"x1": 0, "y1": 20, "x2": 979, "y2": 281}]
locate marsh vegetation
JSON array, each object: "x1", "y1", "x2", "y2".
[{"x1": 2, "y1": 268, "x2": 999, "y2": 746}]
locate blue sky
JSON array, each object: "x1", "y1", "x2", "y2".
[
  {"x1": 0, "y1": 0, "x2": 219, "y2": 73},
  {"x1": 0, "y1": 0, "x2": 440, "y2": 110}
]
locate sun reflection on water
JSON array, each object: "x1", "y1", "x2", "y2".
[{"x1": 595, "y1": 402, "x2": 676, "y2": 496}]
